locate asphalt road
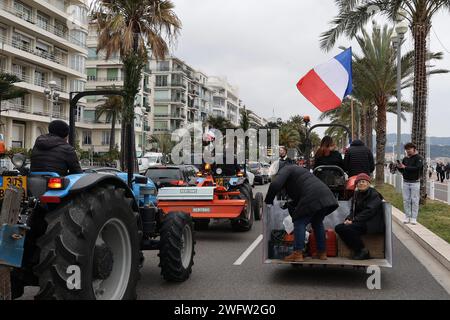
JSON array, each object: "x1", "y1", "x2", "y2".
[
  {"x1": 20, "y1": 184, "x2": 450, "y2": 300},
  {"x1": 136, "y1": 184, "x2": 450, "y2": 300}
]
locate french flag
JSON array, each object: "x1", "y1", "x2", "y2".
[{"x1": 296, "y1": 48, "x2": 352, "y2": 112}]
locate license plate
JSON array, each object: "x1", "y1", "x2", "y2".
[
  {"x1": 216, "y1": 178, "x2": 224, "y2": 186},
  {"x1": 0, "y1": 176, "x2": 27, "y2": 200}
]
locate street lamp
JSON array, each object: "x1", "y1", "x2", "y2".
[
  {"x1": 391, "y1": 10, "x2": 409, "y2": 190},
  {"x1": 44, "y1": 80, "x2": 60, "y2": 122}
]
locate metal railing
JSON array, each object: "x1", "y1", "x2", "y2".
[
  {"x1": 87, "y1": 76, "x2": 124, "y2": 82},
  {"x1": 0, "y1": 2, "x2": 86, "y2": 47},
  {"x1": 1, "y1": 101, "x2": 68, "y2": 120},
  {"x1": 385, "y1": 172, "x2": 450, "y2": 204}
]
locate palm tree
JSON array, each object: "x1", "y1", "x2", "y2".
[
  {"x1": 95, "y1": 95, "x2": 123, "y2": 153},
  {"x1": 279, "y1": 125, "x2": 300, "y2": 149},
  {"x1": 91, "y1": 0, "x2": 181, "y2": 174},
  {"x1": 207, "y1": 115, "x2": 235, "y2": 135},
  {"x1": 0, "y1": 72, "x2": 28, "y2": 127},
  {"x1": 320, "y1": 0, "x2": 450, "y2": 197}
]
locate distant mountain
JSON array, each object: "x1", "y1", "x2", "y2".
[{"x1": 385, "y1": 134, "x2": 450, "y2": 145}]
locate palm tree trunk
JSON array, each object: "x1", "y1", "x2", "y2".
[
  {"x1": 366, "y1": 109, "x2": 374, "y2": 152},
  {"x1": 359, "y1": 105, "x2": 366, "y2": 145},
  {"x1": 375, "y1": 100, "x2": 387, "y2": 184},
  {"x1": 120, "y1": 120, "x2": 126, "y2": 170},
  {"x1": 109, "y1": 111, "x2": 116, "y2": 153},
  {"x1": 411, "y1": 23, "x2": 430, "y2": 203}
]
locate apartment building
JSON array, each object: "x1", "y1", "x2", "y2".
[
  {"x1": 149, "y1": 56, "x2": 213, "y2": 133},
  {"x1": 0, "y1": 0, "x2": 88, "y2": 150},
  {"x1": 245, "y1": 108, "x2": 268, "y2": 128},
  {"x1": 82, "y1": 22, "x2": 153, "y2": 155},
  {"x1": 207, "y1": 76, "x2": 240, "y2": 126}
]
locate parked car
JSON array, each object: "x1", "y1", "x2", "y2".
[
  {"x1": 261, "y1": 163, "x2": 271, "y2": 182},
  {"x1": 145, "y1": 165, "x2": 198, "y2": 188},
  {"x1": 138, "y1": 157, "x2": 150, "y2": 174},
  {"x1": 248, "y1": 162, "x2": 269, "y2": 184},
  {"x1": 144, "y1": 152, "x2": 164, "y2": 166}
]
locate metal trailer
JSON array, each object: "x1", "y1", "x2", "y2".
[{"x1": 262, "y1": 200, "x2": 393, "y2": 268}]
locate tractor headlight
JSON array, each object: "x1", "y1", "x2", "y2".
[
  {"x1": 11, "y1": 153, "x2": 26, "y2": 169},
  {"x1": 216, "y1": 168, "x2": 222, "y2": 175}
]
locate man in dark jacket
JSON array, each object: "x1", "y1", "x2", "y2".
[
  {"x1": 343, "y1": 139, "x2": 375, "y2": 177},
  {"x1": 30, "y1": 120, "x2": 82, "y2": 176},
  {"x1": 278, "y1": 146, "x2": 294, "y2": 172},
  {"x1": 265, "y1": 163, "x2": 339, "y2": 262},
  {"x1": 335, "y1": 173, "x2": 384, "y2": 260},
  {"x1": 397, "y1": 142, "x2": 423, "y2": 225}
]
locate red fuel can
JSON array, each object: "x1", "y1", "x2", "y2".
[{"x1": 308, "y1": 229, "x2": 337, "y2": 257}]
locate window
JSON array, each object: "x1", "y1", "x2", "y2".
[
  {"x1": 14, "y1": 1, "x2": 32, "y2": 23},
  {"x1": 83, "y1": 131, "x2": 92, "y2": 145},
  {"x1": 154, "y1": 90, "x2": 170, "y2": 101},
  {"x1": 83, "y1": 110, "x2": 95, "y2": 122},
  {"x1": 157, "y1": 61, "x2": 170, "y2": 71},
  {"x1": 69, "y1": 30, "x2": 86, "y2": 47},
  {"x1": 12, "y1": 64, "x2": 26, "y2": 81},
  {"x1": 88, "y1": 47, "x2": 97, "y2": 59},
  {"x1": 86, "y1": 68, "x2": 97, "y2": 80},
  {"x1": 156, "y1": 75, "x2": 168, "y2": 87},
  {"x1": 37, "y1": 11, "x2": 50, "y2": 31},
  {"x1": 34, "y1": 70, "x2": 47, "y2": 87},
  {"x1": 53, "y1": 73, "x2": 66, "y2": 92},
  {"x1": 36, "y1": 41, "x2": 50, "y2": 58},
  {"x1": 70, "y1": 54, "x2": 85, "y2": 73},
  {"x1": 54, "y1": 47, "x2": 68, "y2": 65},
  {"x1": 53, "y1": 103, "x2": 64, "y2": 119},
  {"x1": 101, "y1": 131, "x2": 110, "y2": 146},
  {"x1": 54, "y1": 20, "x2": 67, "y2": 38},
  {"x1": 107, "y1": 68, "x2": 118, "y2": 81},
  {"x1": 70, "y1": 80, "x2": 85, "y2": 92},
  {"x1": 33, "y1": 97, "x2": 44, "y2": 115},
  {"x1": 12, "y1": 33, "x2": 31, "y2": 51},
  {"x1": 12, "y1": 123, "x2": 25, "y2": 148}
]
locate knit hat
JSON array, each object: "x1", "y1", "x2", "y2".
[
  {"x1": 355, "y1": 173, "x2": 371, "y2": 184},
  {"x1": 48, "y1": 120, "x2": 69, "y2": 138}
]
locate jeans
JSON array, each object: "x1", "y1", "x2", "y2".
[
  {"x1": 335, "y1": 223, "x2": 367, "y2": 252},
  {"x1": 402, "y1": 182, "x2": 420, "y2": 220},
  {"x1": 293, "y1": 210, "x2": 327, "y2": 252}
]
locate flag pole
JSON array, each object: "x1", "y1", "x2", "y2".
[{"x1": 350, "y1": 98, "x2": 354, "y2": 140}]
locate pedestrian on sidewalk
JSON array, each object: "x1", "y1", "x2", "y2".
[
  {"x1": 445, "y1": 163, "x2": 450, "y2": 180},
  {"x1": 396, "y1": 143, "x2": 424, "y2": 225}
]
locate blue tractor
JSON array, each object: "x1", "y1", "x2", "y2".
[{"x1": 0, "y1": 91, "x2": 195, "y2": 300}]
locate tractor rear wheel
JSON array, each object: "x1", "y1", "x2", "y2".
[
  {"x1": 253, "y1": 192, "x2": 264, "y2": 221},
  {"x1": 231, "y1": 185, "x2": 254, "y2": 232},
  {"x1": 159, "y1": 212, "x2": 195, "y2": 282},
  {"x1": 33, "y1": 185, "x2": 141, "y2": 300}
]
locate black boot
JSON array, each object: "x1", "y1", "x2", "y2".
[{"x1": 352, "y1": 248, "x2": 370, "y2": 260}]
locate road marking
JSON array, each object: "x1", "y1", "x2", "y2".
[{"x1": 233, "y1": 234, "x2": 263, "y2": 266}]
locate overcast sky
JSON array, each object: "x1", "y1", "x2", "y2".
[{"x1": 170, "y1": 0, "x2": 450, "y2": 137}]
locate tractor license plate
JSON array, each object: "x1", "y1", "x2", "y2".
[{"x1": 0, "y1": 176, "x2": 27, "y2": 200}]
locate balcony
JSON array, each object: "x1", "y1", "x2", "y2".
[
  {"x1": 170, "y1": 81, "x2": 186, "y2": 88},
  {"x1": 0, "y1": 33, "x2": 68, "y2": 67},
  {"x1": 87, "y1": 76, "x2": 124, "y2": 82},
  {"x1": 2, "y1": 101, "x2": 68, "y2": 120},
  {"x1": 0, "y1": 2, "x2": 86, "y2": 48}
]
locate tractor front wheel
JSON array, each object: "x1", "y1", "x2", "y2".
[{"x1": 159, "y1": 212, "x2": 195, "y2": 282}]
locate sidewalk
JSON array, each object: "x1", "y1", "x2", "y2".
[{"x1": 391, "y1": 206, "x2": 450, "y2": 271}]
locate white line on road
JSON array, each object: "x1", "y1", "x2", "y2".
[{"x1": 233, "y1": 234, "x2": 263, "y2": 266}]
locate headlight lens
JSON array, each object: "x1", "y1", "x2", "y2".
[{"x1": 216, "y1": 168, "x2": 222, "y2": 175}]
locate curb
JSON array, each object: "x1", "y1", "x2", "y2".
[{"x1": 392, "y1": 206, "x2": 450, "y2": 271}]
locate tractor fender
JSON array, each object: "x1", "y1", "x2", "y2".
[
  {"x1": 70, "y1": 174, "x2": 137, "y2": 207},
  {"x1": 40, "y1": 174, "x2": 138, "y2": 212}
]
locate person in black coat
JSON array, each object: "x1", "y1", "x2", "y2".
[
  {"x1": 265, "y1": 163, "x2": 339, "y2": 262},
  {"x1": 30, "y1": 120, "x2": 82, "y2": 176},
  {"x1": 335, "y1": 173, "x2": 384, "y2": 260},
  {"x1": 278, "y1": 146, "x2": 294, "y2": 172},
  {"x1": 313, "y1": 136, "x2": 344, "y2": 170},
  {"x1": 343, "y1": 139, "x2": 375, "y2": 177}
]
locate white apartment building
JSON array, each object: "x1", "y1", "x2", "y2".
[
  {"x1": 245, "y1": 108, "x2": 268, "y2": 128},
  {"x1": 149, "y1": 56, "x2": 213, "y2": 133},
  {"x1": 0, "y1": 0, "x2": 88, "y2": 150},
  {"x1": 82, "y1": 22, "x2": 153, "y2": 155},
  {"x1": 208, "y1": 76, "x2": 240, "y2": 127}
]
